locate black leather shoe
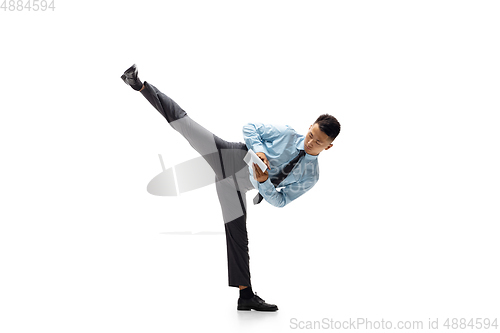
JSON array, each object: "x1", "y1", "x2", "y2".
[
  {"x1": 121, "y1": 64, "x2": 143, "y2": 91},
  {"x1": 237, "y1": 293, "x2": 278, "y2": 311}
]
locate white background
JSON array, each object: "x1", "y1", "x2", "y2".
[{"x1": 1, "y1": 1, "x2": 499, "y2": 332}]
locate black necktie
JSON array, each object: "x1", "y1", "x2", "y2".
[{"x1": 253, "y1": 149, "x2": 306, "y2": 205}]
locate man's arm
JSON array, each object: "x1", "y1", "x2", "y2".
[
  {"x1": 242, "y1": 122, "x2": 289, "y2": 155},
  {"x1": 256, "y1": 177, "x2": 317, "y2": 208},
  {"x1": 253, "y1": 162, "x2": 317, "y2": 207}
]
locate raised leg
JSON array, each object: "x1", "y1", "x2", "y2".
[
  {"x1": 139, "y1": 81, "x2": 254, "y2": 288},
  {"x1": 141, "y1": 81, "x2": 227, "y2": 178}
]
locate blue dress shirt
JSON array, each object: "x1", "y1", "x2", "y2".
[{"x1": 242, "y1": 122, "x2": 319, "y2": 208}]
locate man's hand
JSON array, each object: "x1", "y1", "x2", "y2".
[
  {"x1": 253, "y1": 163, "x2": 269, "y2": 183},
  {"x1": 255, "y1": 152, "x2": 270, "y2": 169},
  {"x1": 253, "y1": 152, "x2": 270, "y2": 183}
]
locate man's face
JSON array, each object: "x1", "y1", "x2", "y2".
[{"x1": 304, "y1": 123, "x2": 334, "y2": 156}]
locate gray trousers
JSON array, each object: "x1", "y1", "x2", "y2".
[{"x1": 141, "y1": 81, "x2": 254, "y2": 287}]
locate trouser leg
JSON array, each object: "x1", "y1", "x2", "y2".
[
  {"x1": 141, "y1": 81, "x2": 253, "y2": 180},
  {"x1": 216, "y1": 175, "x2": 252, "y2": 288},
  {"x1": 213, "y1": 145, "x2": 254, "y2": 288},
  {"x1": 141, "y1": 81, "x2": 225, "y2": 178}
]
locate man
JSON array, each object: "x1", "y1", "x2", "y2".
[{"x1": 121, "y1": 64, "x2": 341, "y2": 311}]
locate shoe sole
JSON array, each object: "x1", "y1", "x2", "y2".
[
  {"x1": 123, "y1": 64, "x2": 137, "y2": 77},
  {"x1": 237, "y1": 306, "x2": 278, "y2": 311}
]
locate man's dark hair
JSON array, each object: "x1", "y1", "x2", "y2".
[{"x1": 314, "y1": 114, "x2": 341, "y2": 141}]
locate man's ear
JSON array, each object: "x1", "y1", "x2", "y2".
[
  {"x1": 324, "y1": 143, "x2": 333, "y2": 151},
  {"x1": 309, "y1": 124, "x2": 312, "y2": 130}
]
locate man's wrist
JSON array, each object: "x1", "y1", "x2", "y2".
[{"x1": 259, "y1": 177, "x2": 270, "y2": 184}]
